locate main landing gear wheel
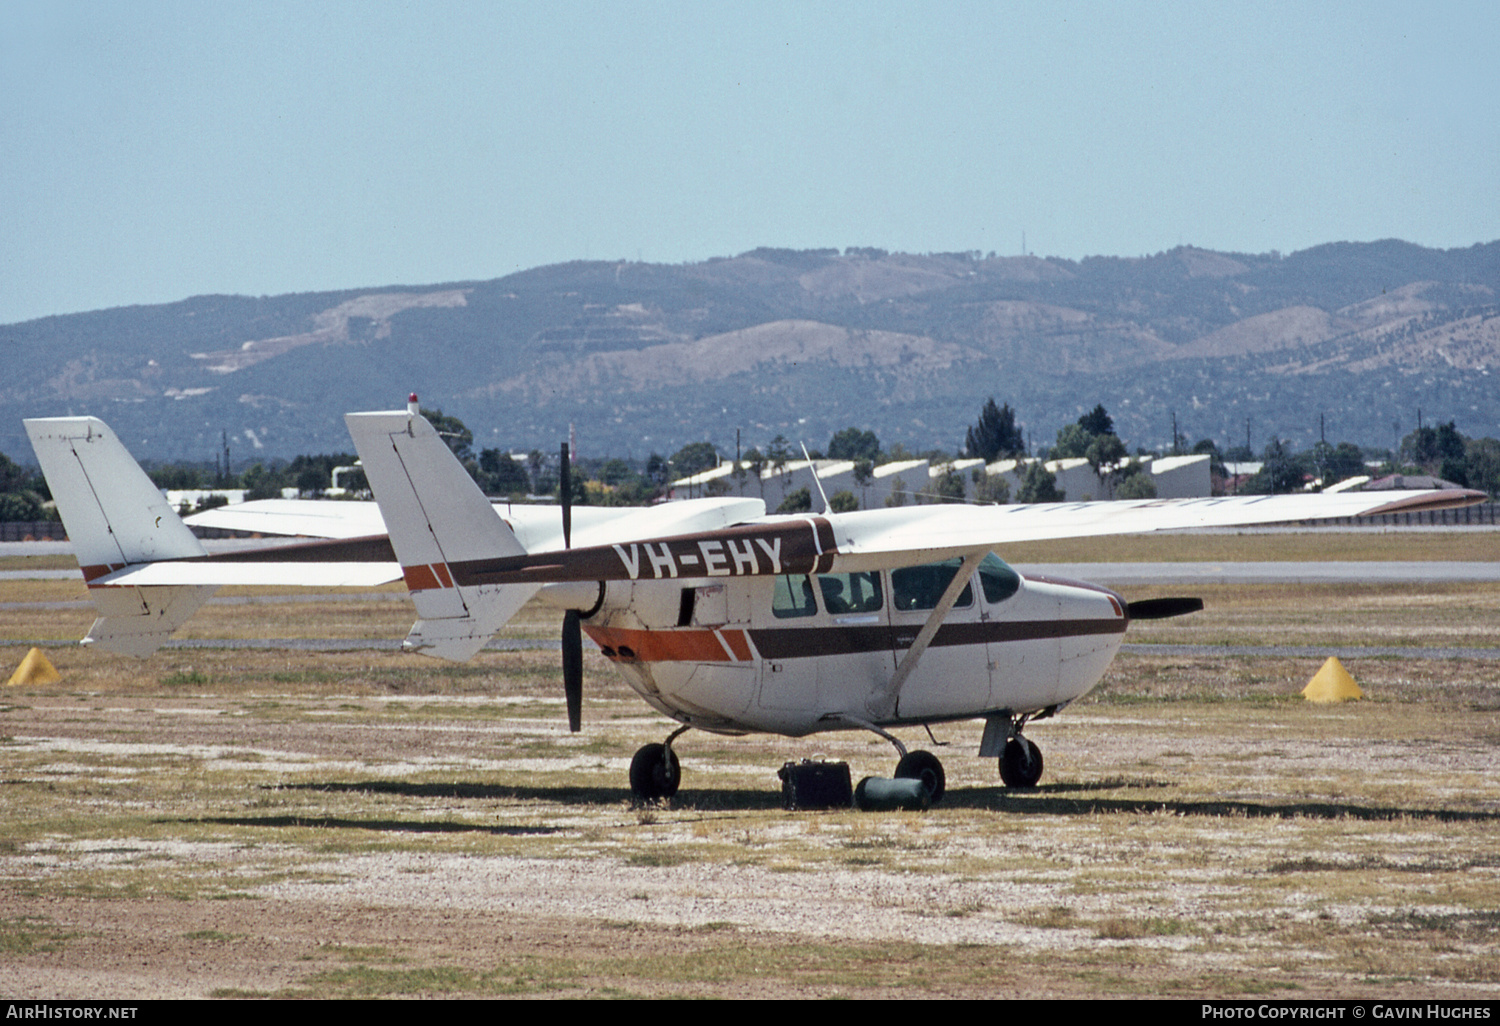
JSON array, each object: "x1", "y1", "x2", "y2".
[
  {"x1": 629, "y1": 742, "x2": 681, "y2": 800},
  {"x1": 894, "y1": 749, "x2": 946, "y2": 804},
  {"x1": 999, "y1": 736, "x2": 1044, "y2": 788}
]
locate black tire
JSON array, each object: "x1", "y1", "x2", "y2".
[
  {"x1": 894, "y1": 749, "x2": 946, "y2": 804},
  {"x1": 999, "y1": 736, "x2": 1043, "y2": 788},
  {"x1": 629, "y1": 742, "x2": 681, "y2": 800}
]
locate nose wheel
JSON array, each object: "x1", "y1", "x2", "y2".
[
  {"x1": 999, "y1": 734, "x2": 1044, "y2": 788},
  {"x1": 629, "y1": 725, "x2": 690, "y2": 800}
]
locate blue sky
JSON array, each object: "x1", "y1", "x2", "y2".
[{"x1": 3, "y1": 0, "x2": 1497, "y2": 325}]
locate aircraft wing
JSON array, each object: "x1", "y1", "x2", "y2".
[
  {"x1": 414, "y1": 487, "x2": 1487, "y2": 587},
  {"x1": 824, "y1": 489, "x2": 1488, "y2": 569}
]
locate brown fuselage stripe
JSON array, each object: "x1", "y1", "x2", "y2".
[
  {"x1": 585, "y1": 617, "x2": 1125, "y2": 664},
  {"x1": 443, "y1": 517, "x2": 836, "y2": 586}
]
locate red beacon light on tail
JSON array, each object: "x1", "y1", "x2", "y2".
[{"x1": 407, "y1": 393, "x2": 420, "y2": 415}]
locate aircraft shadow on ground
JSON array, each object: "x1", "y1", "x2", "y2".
[
  {"x1": 271, "y1": 779, "x2": 790, "y2": 812},
  {"x1": 181, "y1": 779, "x2": 1498, "y2": 834},
  {"x1": 941, "y1": 784, "x2": 1500, "y2": 823},
  {"x1": 191, "y1": 813, "x2": 561, "y2": 836}
]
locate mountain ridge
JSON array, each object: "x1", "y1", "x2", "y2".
[{"x1": 3, "y1": 240, "x2": 1496, "y2": 463}]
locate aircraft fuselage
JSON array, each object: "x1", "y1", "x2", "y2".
[{"x1": 578, "y1": 557, "x2": 1128, "y2": 737}]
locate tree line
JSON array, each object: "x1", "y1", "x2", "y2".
[{"x1": 3, "y1": 402, "x2": 1498, "y2": 522}]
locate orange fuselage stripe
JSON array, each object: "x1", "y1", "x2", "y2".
[{"x1": 584, "y1": 625, "x2": 752, "y2": 663}]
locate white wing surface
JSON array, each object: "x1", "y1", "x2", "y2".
[{"x1": 824, "y1": 490, "x2": 1487, "y2": 570}]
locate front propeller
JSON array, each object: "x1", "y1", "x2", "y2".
[
  {"x1": 562, "y1": 609, "x2": 583, "y2": 732},
  {"x1": 559, "y1": 441, "x2": 584, "y2": 733},
  {"x1": 1125, "y1": 596, "x2": 1204, "y2": 620}
]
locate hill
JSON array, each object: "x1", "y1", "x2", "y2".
[{"x1": 3, "y1": 240, "x2": 1497, "y2": 463}]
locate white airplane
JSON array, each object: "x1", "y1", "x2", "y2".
[{"x1": 25, "y1": 412, "x2": 1485, "y2": 804}]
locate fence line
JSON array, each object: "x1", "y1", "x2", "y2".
[{"x1": 0, "y1": 521, "x2": 67, "y2": 541}]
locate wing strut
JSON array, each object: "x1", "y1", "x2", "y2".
[{"x1": 866, "y1": 550, "x2": 987, "y2": 721}]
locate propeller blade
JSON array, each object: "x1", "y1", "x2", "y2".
[
  {"x1": 1126, "y1": 596, "x2": 1204, "y2": 620},
  {"x1": 562, "y1": 609, "x2": 583, "y2": 732}
]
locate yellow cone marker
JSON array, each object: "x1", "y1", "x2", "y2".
[
  {"x1": 6, "y1": 647, "x2": 62, "y2": 686},
  {"x1": 1302, "y1": 656, "x2": 1362, "y2": 703}
]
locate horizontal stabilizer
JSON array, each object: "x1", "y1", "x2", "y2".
[
  {"x1": 94, "y1": 562, "x2": 402, "y2": 588},
  {"x1": 184, "y1": 499, "x2": 388, "y2": 539},
  {"x1": 82, "y1": 585, "x2": 218, "y2": 658}
]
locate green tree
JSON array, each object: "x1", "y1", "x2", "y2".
[
  {"x1": 1016, "y1": 462, "x2": 1063, "y2": 503},
  {"x1": 598, "y1": 457, "x2": 633, "y2": 486},
  {"x1": 478, "y1": 448, "x2": 530, "y2": 495},
  {"x1": 828, "y1": 427, "x2": 881, "y2": 462},
  {"x1": 0, "y1": 452, "x2": 36, "y2": 494},
  {"x1": 147, "y1": 463, "x2": 208, "y2": 490},
  {"x1": 766, "y1": 436, "x2": 792, "y2": 474},
  {"x1": 671, "y1": 441, "x2": 719, "y2": 479},
  {"x1": 885, "y1": 475, "x2": 909, "y2": 507},
  {"x1": 929, "y1": 465, "x2": 966, "y2": 503},
  {"x1": 645, "y1": 453, "x2": 670, "y2": 488},
  {"x1": 1051, "y1": 422, "x2": 1092, "y2": 459},
  {"x1": 828, "y1": 490, "x2": 860, "y2": 513},
  {"x1": 1084, "y1": 434, "x2": 1133, "y2": 498},
  {"x1": 1245, "y1": 438, "x2": 1303, "y2": 494},
  {"x1": 965, "y1": 399, "x2": 1024, "y2": 461},
  {"x1": 0, "y1": 492, "x2": 45, "y2": 521},
  {"x1": 241, "y1": 462, "x2": 282, "y2": 501},
  {"x1": 1463, "y1": 437, "x2": 1500, "y2": 496},
  {"x1": 776, "y1": 487, "x2": 812, "y2": 513},
  {"x1": 0, "y1": 452, "x2": 53, "y2": 521},
  {"x1": 1192, "y1": 438, "x2": 1228, "y2": 484},
  {"x1": 1078, "y1": 404, "x2": 1115, "y2": 437},
  {"x1": 296, "y1": 465, "x2": 328, "y2": 496},
  {"x1": 1115, "y1": 464, "x2": 1157, "y2": 499},
  {"x1": 972, "y1": 469, "x2": 1010, "y2": 504},
  {"x1": 420, "y1": 407, "x2": 474, "y2": 462}
]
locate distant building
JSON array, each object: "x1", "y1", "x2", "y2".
[{"x1": 669, "y1": 450, "x2": 1213, "y2": 510}]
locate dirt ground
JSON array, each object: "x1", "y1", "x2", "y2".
[{"x1": 2, "y1": 582, "x2": 1499, "y2": 999}]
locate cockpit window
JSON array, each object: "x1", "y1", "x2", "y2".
[
  {"x1": 816, "y1": 571, "x2": 883, "y2": 614},
  {"x1": 891, "y1": 558, "x2": 975, "y2": 611},
  {"x1": 978, "y1": 552, "x2": 1021, "y2": 604},
  {"x1": 771, "y1": 574, "x2": 818, "y2": 618}
]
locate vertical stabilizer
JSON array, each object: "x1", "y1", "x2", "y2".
[
  {"x1": 345, "y1": 410, "x2": 540, "y2": 661},
  {"x1": 24, "y1": 417, "x2": 215, "y2": 656}
]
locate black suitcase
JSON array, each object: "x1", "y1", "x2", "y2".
[{"x1": 778, "y1": 759, "x2": 853, "y2": 810}]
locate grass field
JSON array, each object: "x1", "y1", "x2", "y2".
[{"x1": 1, "y1": 534, "x2": 1497, "y2": 998}]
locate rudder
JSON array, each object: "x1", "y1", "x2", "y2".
[{"x1": 345, "y1": 409, "x2": 539, "y2": 661}]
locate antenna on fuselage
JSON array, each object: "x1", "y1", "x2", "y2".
[{"x1": 800, "y1": 442, "x2": 830, "y2": 513}]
